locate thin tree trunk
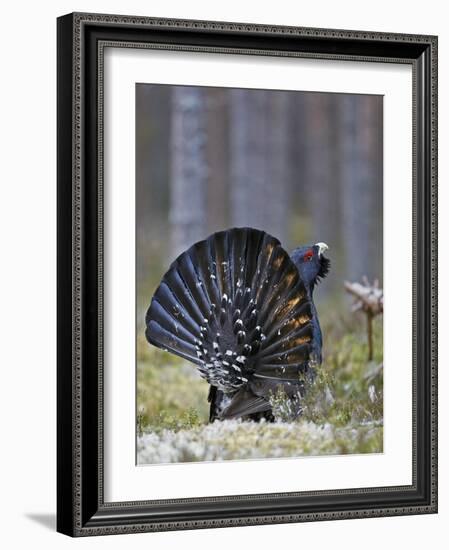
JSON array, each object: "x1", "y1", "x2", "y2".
[
  {"x1": 169, "y1": 86, "x2": 208, "y2": 259},
  {"x1": 339, "y1": 95, "x2": 383, "y2": 282},
  {"x1": 205, "y1": 88, "x2": 229, "y2": 233},
  {"x1": 287, "y1": 93, "x2": 309, "y2": 249},
  {"x1": 229, "y1": 89, "x2": 269, "y2": 231},
  {"x1": 229, "y1": 88, "x2": 290, "y2": 243},
  {"x1": 136, "y1": 84, "x2": 170, "y2": 280},
  {"x1": 266, "y1": 91, "x2": 291, "y2": 244},
  {"x1": 303, "y1": 93, "x2": 341, "y2": 295}
]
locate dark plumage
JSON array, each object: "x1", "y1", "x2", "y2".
[{"x1": 145, "y1": 227, "x2": 330, "y2": 422}]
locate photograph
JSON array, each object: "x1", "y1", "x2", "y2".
[
  {"x1": 136, "y1": 83, "x2": 384, "y2": 465},
  {"x1": 52, "y1": 8, "x2": 437, "y2": 539},
  {"x1": 0, "y1": 0, "x2": 441, "y2": 543}
]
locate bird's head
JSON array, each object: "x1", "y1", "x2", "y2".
[{"x1": 290, "y1": 242, "x2": 330, "y2": 291}]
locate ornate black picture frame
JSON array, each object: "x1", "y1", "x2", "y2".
[{"x1": 57, "y1": 12, "x2": 438, "y2": 536}]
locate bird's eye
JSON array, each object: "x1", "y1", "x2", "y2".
[{"x1": 304, "y1": 249, "x2": 314, "y2": 261}]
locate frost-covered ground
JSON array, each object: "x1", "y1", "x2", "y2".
[{"x1": 137, "y1": 419, "x2": 383, "y2": 464}]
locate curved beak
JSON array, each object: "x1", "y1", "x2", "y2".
[{"x1": 315, "y1": 242, "x2": 329, "y2": 256}]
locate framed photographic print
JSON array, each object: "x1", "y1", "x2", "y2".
[{"x1": 57, "y1": 12, "x2": 438, "y2": 536}]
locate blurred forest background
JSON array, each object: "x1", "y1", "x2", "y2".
[
  {"x1": 136, "y1": 84, "x2": 384, "y2": 463},
  {"x1": 136, "y1": 84, "x2": 383, "y2": 306}
]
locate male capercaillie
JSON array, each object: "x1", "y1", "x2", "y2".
[{"x1": 145, "y1": 227, "x2": 330, "y2": 421}]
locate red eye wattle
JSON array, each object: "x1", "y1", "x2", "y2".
[{"x1": 304, "y1": 249, "x2": 314, "y2": 261}]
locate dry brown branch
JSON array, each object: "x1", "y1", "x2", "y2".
[
  {"x1": 344, "y1": 277, "x2": 383, "y2": 315},
  {"x1": 344, "y1": 277, "x2": 383, "y2": 361}
]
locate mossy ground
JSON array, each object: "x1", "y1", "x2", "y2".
[{"x1": 137, "y1": 305, "x2": 383, "y2": 464}]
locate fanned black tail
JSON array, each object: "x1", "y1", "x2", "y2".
[{"x1": 145, "y1": 227, "x2": 315, "y2": 420}]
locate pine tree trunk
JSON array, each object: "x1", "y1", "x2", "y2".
[
  {"x1": 266, "y1": 91, "x2": 291, "y2": 244},
  {"x1": 229, "y1": 89, "x2": 290, "y2": 243},
  {"x1": 229, "y1": 89, "x2": 268, "y2": 231},
  {"x1": 205, "y1": 88, "x2": 229, "y2": 233},
  {"x1": 303, "y1": 93, "x2": 341, "y2": 294},
  {"x1": 169, "y1": 87, "x2": 208, "y2": 259},
  {"x1": 339, "y1": 95, "x2": 383, "y2": 282}
]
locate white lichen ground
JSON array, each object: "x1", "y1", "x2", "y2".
[
  {"x1": 137, "y1": 311, "x2": 384, "y2": 464},
  {"x1": 137, "y1": 419, "x2": 383, "y2": 464}
]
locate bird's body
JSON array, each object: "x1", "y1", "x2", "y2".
[{"x1": 145, "y1": 227, "x2": 330, "y2": 422}]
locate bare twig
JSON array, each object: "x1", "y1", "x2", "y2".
[{"x1": 344, "y1": 278, "x2": 383, "y2": 361}]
